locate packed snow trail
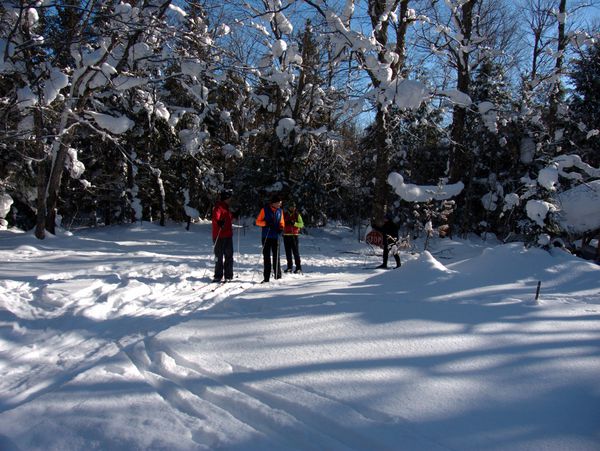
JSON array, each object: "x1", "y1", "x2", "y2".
[{"x1": 120, "y1": 328, "x2": 449, "y2": 451}]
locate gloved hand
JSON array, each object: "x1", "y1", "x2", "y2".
[{"x1": 217, "y1": 219, "x2": 225, "y2": 228}]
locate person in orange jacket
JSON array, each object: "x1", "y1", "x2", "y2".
[
  {"x1": 283, "y1": 201, "x2": 304, "y2": 273},
  {"x1": 212, "y1": 190, "x2": 236, "y2": 282},
  {"x1": 255, "y1": 194, "x2": 285, "y2": 282}
]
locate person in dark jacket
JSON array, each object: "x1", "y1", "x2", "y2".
[
  {"x1": 371, "y1": 213, "x2": 401, "y2": 269},
  {"x1": 212, "y1": 190, "x2": 236, "y2": 282},
  {"x1": 255, "y1": 194, "x2": 285, "y2": 282},
  {"x1": 283, "y1": 201, "x2": 304, "y2": 273}
]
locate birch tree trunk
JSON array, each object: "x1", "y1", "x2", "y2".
[
  {"x1": 547, "y1": 0, "x2": 567, "y2": 141},
  {"x1": 368, "y1": 0, "x2": 411, "y2": 224},
  {"x1": 33, "y1": 107, "x2": 47, "y2": 240},
  {"x1": 449, "y1": 0, "x2": 476, "y2": 183}
]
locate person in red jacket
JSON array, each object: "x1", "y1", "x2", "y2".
[
  {"x1": 212, "y1": 190, "x2": 236, "y2": 282},
  {"x1": 283, "y1": 201, "x2": 304, "y2": 273}
]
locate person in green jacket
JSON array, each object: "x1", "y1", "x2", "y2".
[{"x1": 283, "y1": 201, "x2": 304, "y2": 274}]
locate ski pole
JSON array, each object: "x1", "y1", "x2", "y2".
[
  {"x1": 203, "y1": 226, "x2": 222, "y2": 279},
  {"x1": 213, "y1": 226, "x2": 222, "y2": 252},
  {"x1": 236, "y1": 222, "x2": 241, "y2": 278},
  {"x1": 276, "y1": 232, "x2": 282, "y2": 279},
  {"x1": 236, "y1": 222, "x2": 241, "y2": 261},
  {"x1": 252, "y1": 226, "x2": 270, "y2": 282}
]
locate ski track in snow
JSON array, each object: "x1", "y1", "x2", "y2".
[
  {"x1": 122, "y1": 331, "x2": 448, "y2": 451},
  {"x1": 1, "y1": 224, "x2": 599, "y2": 450},
  {"x1": 0, "y1": 271, "x2": 257, "y2": 413},
  {"x1": 1, "y1": 239, "x2": 436, "y2": 449}
]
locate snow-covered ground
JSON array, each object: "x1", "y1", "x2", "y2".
[{"x1": 0, "y1": 220, "x2": 599, "y2": 451}]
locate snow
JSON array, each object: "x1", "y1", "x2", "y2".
[
  {"x1": 440, "y1": 89, "x2": 472, "y2": 107},
  {"x1": 275, "y1": 12, "x2": 293, "y2": 35},
  {"x1": 526, "y1": 199, "x2": 556, "y2": 227},
  {"x1": 168, "y1": 4, "x2": 187, "y2": 20},
  {"x1": 43, "y1": 68, "x2": 69, "y2": 105},
  {"x1": 503, "y1": 192, "x2": 520, "y2": 211},
  {"x1": 555, "y1": 180, "x2": 600, "y2": 234},
  {"x1": 86, "y1": 111, "x2": 134, "y2": 135},
  {"x1": 538, "y1": 165, "x2": 559, "y2": 191},
  {"x1": 478, "y1": 101, "x2": 498, "y2": 133},
  {"x1": 26, "y1": 7, "x2": 39, "y2": 28},
  {"x1": 481, "y1": 191, "x2": 499, "y2": 211},
  {"x1": 153, "y1": 102, "x2": 170, "y2": 121},
  {"x1": 64, "y1": 148, "x2": 85, "y2": 179},
  {"x1": 276, "y1": 117, "x2": 296, "y2": 143},
  {"x1": 0, "y1": 194, "x2": 13, "y2": 219},
  {"x1": 16, "y1": 86, "x2": 37, "y2": 110},
  {"x1": 389, "y1": 79, "x2": 428, "y2": 110},
  {"x1": 586, "y1": 129, "x2": 599, "y2": 140},
  {"x1": 272, "y1": 39, "x2": 287, "y2": 58},
  {"x1": 222, "y1": 143, "x2": 243, "y2": 158},
  {"x1": 533, "y1": 156, "x2": 600, "y2": 232},
  {"x1": 216, "y1": 24, "x2": 231, "y2": 37},
  {"x1": 520, "y1": 137, "x2": 536, "y2": 164},
  {"x1": 181, "y1": 60, "x2": 206, "y2": 79},
  {"x1": 130, "y1": 42, "x2": 152, "y2": 61},
  {"x1": 388, "y1": 172, "x2": 464, "y2": 201},
  {"x1": 0, "y1": 221, "x2": 598, "y2": 451},
  {"x1": 179, "y1": 129, "x2": 203, "y2": 154}
]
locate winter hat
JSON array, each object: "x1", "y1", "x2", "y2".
[
  {"x1": 288, "y1": 201, "x2": 296, "y2": 209},
  {"x1": 270, "y1": 193, "x2": 282, "y2": 203},
  {"x1": 220, "y1": 190, "x2": 233, "y2": 201}
]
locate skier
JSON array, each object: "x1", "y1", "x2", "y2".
[
  {"x1": 283, "y1": 201, "x2": 304, "y2": 273},
  {"x1": 211, "y1": 190, "x2": 236, "y2": 282},
  {"x1": 371, "y1": 213, "x2": 401, "y2": 269},
  {"x1": 255, "y1": 194, "x2": 285, "y2": 282}
]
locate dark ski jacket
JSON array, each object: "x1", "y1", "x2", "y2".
[
  {"x1": 372, "y1": 219, "x2": 399, "y2": 242},
  {"x1": 255, "y1": 205, "x2": 284, "y2": 239}
]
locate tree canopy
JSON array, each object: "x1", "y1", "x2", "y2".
[{"x1": 1, "y1": 0, "x2": 599, "y2": 247}]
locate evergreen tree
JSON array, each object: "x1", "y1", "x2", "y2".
[{"x1": 569, "y1": 40, "x2": 600, "y2": 167}]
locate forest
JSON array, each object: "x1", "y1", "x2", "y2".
[{"x1": 1, "y1": 0, "x2": 599, "y2": 250}]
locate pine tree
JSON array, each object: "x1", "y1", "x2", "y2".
[{"x1": 569, "y1": 40, "x2": 600, "y2": 167}]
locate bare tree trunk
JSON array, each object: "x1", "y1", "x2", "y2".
[
  {"x1": 368, "y1": 0, "x2": 410, "y2": 223},
  {"x1": 394, "y1": 0, "x2": 411, "y2": 78},
  {"x1": 548, "y1": 0, "x2": 567, "y2": 140},
  {"x1": 449, "y1": 0, "x2": 475, "y2": 183},
  {"x1": 156, "y1": 169, "x2": 166, "y2": 226},
  {"x1": 45, "y1": 125, "x2": 75, "y2": 235},
  {"x1": 371, "y1": 109, "x2": 391, "y2": 224},
  {"x1": 32, "y1": 106, "x2": 47, "y2": 239}
]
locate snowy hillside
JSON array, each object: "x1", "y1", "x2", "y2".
[{"x1": 0, "y1": 222, "x2": 599, "y2": 451}]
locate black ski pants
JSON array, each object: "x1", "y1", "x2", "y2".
[
  {"x1": 262, "y1": 236, "x2": 282, "y2": 281},
  {"x1": 383, "y1": 235, "x2": 401, "y2": 268},
  {"x1": 214, "y1": 236, "x2": 234, "y2": 280},
  {"x1": 283, "y1": 235, "x2": 302, "y2": 270}
]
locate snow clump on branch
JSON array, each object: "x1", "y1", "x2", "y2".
[
  {"x1": 387, "y1": 172, "x2": 464, "y2": 202},
  {"x1": 86, "y1": 112, "x2": 134, "y2": 135}
]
